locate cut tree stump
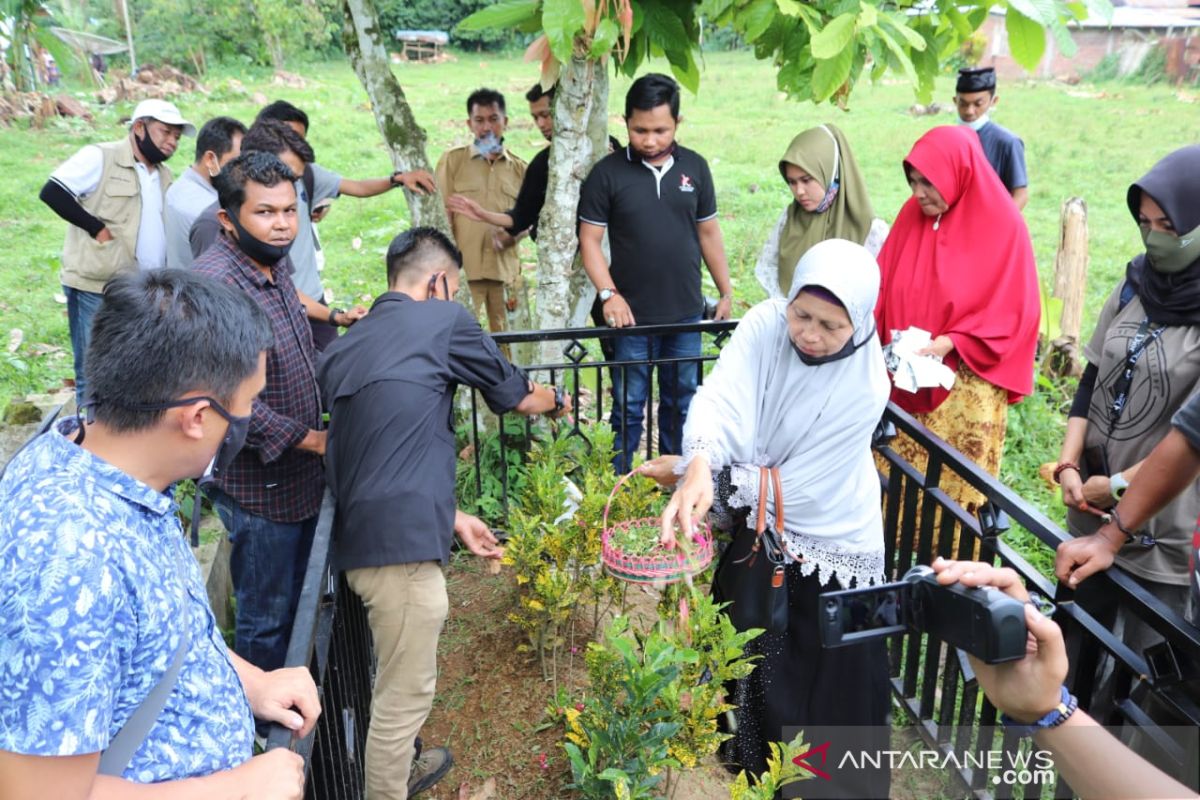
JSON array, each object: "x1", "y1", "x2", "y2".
[{"x1": 1046, "y1": 197, "x2": 1088, "y2": 379}]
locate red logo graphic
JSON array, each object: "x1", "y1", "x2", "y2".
[
  {"x1": 679, "y1": 174, "x2": 694, "y2": 192},
  {"x1": 792, "y1": 741, "x2": 833, "y2": 780}
]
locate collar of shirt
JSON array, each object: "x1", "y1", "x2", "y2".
[
  {"x1": 51, "y1": 418, "x2": 176, "y2": 517},
  {"x1": 371, "y1": 291, "x2": 415, "y2": 311},
  {"x1": 181, "y1": 165, "x2": 217, "y2": 197}
]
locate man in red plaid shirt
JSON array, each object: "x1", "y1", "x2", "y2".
[{"x1": 194, "y1": 151, "x2": 327, "y2": 672}]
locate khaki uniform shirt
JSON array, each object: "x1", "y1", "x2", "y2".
[{"x1": 435, "y1": 143, "x2": 526, "y2": 284}]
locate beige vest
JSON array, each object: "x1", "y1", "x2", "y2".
[{"x1": 59, "y1": 138, "x2": 173, "y2": 294}]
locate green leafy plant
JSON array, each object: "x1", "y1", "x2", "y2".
[
  {"x1": 459, "y1": 0, "x2": 1111, "y2": 106},
  {"x1": 729, "y1": 731, "x2": 817, "y2": 799},
  {"x1": 455, "y1": 414, "x2": 536, "y2": 525},
  {"x1": 562, "y1": 616, "x2": 684, "y2": 800}
]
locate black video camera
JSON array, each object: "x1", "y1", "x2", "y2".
[{"x1": 817, "y1": 565, "x2": 1028, "y2": 664}]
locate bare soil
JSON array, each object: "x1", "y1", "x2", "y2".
[{"x1": 418, "y1": 557, "x2": 954, "y2": 800}]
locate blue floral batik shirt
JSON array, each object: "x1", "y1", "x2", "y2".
[{"x1": 0, "y1": 422, "x2": 255, "y2": 782}]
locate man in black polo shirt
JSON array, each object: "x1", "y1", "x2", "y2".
[
  {"x1": 577, "y1": 73, "x2": 734, "y2": 472},
  {"x1": 316, "y1": 227, "x2": 570, "y2": 799}
]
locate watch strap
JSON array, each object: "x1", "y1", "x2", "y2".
[
  {"x1": 1000, "y1": 685, "x2": 1077, "y2": 737},
  {"x1": 1110, "y1": 472, "x2": 1129, "y2": 499}
]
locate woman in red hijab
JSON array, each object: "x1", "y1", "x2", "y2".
[{"x1": 875, "y1": 125, "x2": 1040, "y2": 515}]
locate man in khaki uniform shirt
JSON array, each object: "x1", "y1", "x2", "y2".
[{"x1": 436, "y1": 88, "x2": 526, "y2": 333}]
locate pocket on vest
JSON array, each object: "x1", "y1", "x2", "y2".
[{"x1": 72, "y1": 235, "x2": 134, "y2": 282}]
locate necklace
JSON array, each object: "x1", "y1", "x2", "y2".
[{"x1": 933, "y1": 213, "x2": 942, "y2": 231}]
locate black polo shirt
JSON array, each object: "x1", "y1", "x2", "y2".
[
  {"x1": 577, "y1": 144, "x2": 717, "y2": 324},
  {"x1": 316, "y1": 292, "x2": 529, "y2": 570}
]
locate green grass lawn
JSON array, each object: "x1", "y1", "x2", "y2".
[{"x1": 2, "y1": 49, "x2": 1197, "y2": 546}]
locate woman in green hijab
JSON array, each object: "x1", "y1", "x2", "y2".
[{"x1": 755, "y1": 124, "x2": 888, "y2": 298}]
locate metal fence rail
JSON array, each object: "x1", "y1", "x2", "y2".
[{"x1": 268, "y1": 320, "x2": 1200, "y2": 800}]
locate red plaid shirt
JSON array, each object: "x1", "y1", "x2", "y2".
[{"x1": 193, "y1": 235, "x2": 324, "y2": 522}]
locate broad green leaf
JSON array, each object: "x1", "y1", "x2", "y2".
[
  {"x1": 740, "y1": 0, "x2": 777, "y2": 42},
  {"x1": 669, "y1": 48, "x2": 702, "y2": 93},
  {"x1": 880, "y1": 14, "x2": 926, "y2": 50},
  {"x1": 590, "y1": 17, "x2": 620, "y2": 57},
  {"x1": 1004, "y1": 6, "x2": 1046, "y2": 70},
  {"x1": 457, "y1": 0, "x2": 539, "y2": 32},
  {"x1": 776, "y1": 0, "x2": 822, "y2": 33},
  {"x1": 870, "y1": 24, "x2": 917, "y2": 86},
  {"x1": 1007, "y1": 0, "x2": 1059, "y2": 25},
  {"x1": 858, "y1": 2, "x2": 878, "y2": 29},
  {"x1": 641, "y1": 0, "x2": 693, "y2": 55},
  {"x1": 1049, "y1": 18, "x2": 1078, "y2": 57},
  {"x1": 811, "y1": 12, "x2": 856, "y2": 59},
  {"x1": 1066, "y1": 1, "x2": 1088, "y2": 20},
  {"x1": 910, "y1": 34, "x2": 938, "y2": 103},
  {"x1": 543, "y1": 0, "x2": 587, "y2": 63},
  {"x1": 944, "y1": 4, "x2": 976, "y2": 38},
  {"x1": 811, "y1": 43, "x2": 854, "y2": 102}
]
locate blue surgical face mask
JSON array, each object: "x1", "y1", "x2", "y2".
[
  {"x1": 960, "y1": 113, "x2": 990, "y2": 132},
  {"x1": 474, "y1": 131, "x2": 504, "y2": 157}
]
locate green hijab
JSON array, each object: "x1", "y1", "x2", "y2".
[{"x1": 776, "y1": 124, "x2": 876, "y2": 294}]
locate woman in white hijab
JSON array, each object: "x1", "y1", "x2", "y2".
[{"x1": 659, "y1": 239, "x2": 892, "y2": 793}]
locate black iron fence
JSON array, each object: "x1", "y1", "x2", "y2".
[{"x1": 268, "y1": 320, "x2": 1200, "y2": 799}]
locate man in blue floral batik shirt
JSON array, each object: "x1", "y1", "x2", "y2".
[{"x1": 0, "y1": 269, "x2": 320, "y2": 799}]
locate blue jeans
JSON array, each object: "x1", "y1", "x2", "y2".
[
  {"x1": 208, "y1": 488, "x2": 317, "y2": 672},
  {"x1": 65, "y1": 286, "x2": 105, "y2": 406},
  {"x1": 610, "y1": 318, "x2": 702, "y2": 473}
]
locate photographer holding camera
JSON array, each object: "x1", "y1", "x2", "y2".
[{"x1": 931, "y1": 557, "x2": 1198, "y2": 799}]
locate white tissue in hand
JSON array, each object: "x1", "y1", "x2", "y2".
[{"x1": 882, "y1": 327, "x2": 957, "y2": 394}]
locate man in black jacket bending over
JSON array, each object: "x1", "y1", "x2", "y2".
[{"x1": 316, "y1": 227, "x2": 569, "y2": 799}]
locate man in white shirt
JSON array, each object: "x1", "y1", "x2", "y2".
[
  {"x1": 38, "y1": 98, "x2": 194, "y2": 403},
  {"x1": 164, "y1": 116, "x2": 245, "y2": 269}
]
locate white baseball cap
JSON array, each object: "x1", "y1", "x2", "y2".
[{"x1": 129, "y1": 99, "x2": 196, "y2": 137}]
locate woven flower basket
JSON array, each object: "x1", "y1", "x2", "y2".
[{"x1": 600, "y1": 470, "x2": 713, "y2": 585}]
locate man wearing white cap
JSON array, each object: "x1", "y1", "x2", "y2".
[{"x1": 39, "y1": 98, "x2": 195, "y2": 404}]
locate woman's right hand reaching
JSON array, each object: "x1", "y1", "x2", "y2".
[
  {"x1": 1059, "y1": 467, "x2": 1086, "y2": 510},
  {"x1": 660, "y1": 456, "x2": 713, "y2": 549}
]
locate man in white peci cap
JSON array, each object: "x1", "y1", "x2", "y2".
[{"x1": 39, "y1": 98, "x2": 195, "y2": 404}]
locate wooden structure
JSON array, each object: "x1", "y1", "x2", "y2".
[
  {"x1": 1047, "y1": 197, "x2": 1089, "y2": 378},
  {"x1": 394, "y1": 30, "x2": 449, "y2": 61}
]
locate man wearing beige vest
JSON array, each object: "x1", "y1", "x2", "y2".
[{"x1": 39, "y1": 99, "x2": 194, "y2": 404}]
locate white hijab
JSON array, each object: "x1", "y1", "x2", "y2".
[{"x1": 681, "y1": 239, "x2": 890, "y2": 587}]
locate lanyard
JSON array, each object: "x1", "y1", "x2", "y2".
[{"x1": 1108, "y1": 318, "x2": 1165, "y2": 432}]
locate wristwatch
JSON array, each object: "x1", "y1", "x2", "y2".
[
  {"x1": 598, "y1": 288, "x2": 618, "y2": 302},
  {"x1": 1000, "y1": 685, "x2": 1078, "y2": 737},
  {"x1": 389, "y1": 170, "x2": 406, "y2": 187},
  {"x1": 552, "y1": 385, "x2": 565, "y2": 416},
  {"x1": 328, "y1": 307, "x2": 345, "y2": 325},
  {"x1": 1109, "y1": 471, "x2": 1129, "y2": 500}
]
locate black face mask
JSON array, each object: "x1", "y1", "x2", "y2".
[
  {"x1": 75, "y1": 395, "x2": 250, "y2": 485},
  {"x1": 134, "y1": 124, "x2": 170, "y2": 165},
  {"x1": 227, "y1": 209, "x2": 294, "y2": 266},
  {"x1": 790, "y1": 328, "x2": 872, "y2": 366}
]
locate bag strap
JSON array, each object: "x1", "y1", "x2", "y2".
[
  {"x1": 770, "y1": 467, "x2": 785, "y2": 534},
  {"x1": 97, "y1": 590, "x2": 192, "y2": 776},
  {"x1": 754, "y1": 466, "x2": 770, "y2": 533}
]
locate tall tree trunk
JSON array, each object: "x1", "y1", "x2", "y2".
[
  {"x1": 341, "y1": 0, "x2": 448, "y2": 236},
  {"x1": 340, "y1": 0, "x2": 476, "y2": 308},
  {"x1": 534, "y1": 54, "x2": 609, "y2": 360}
]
